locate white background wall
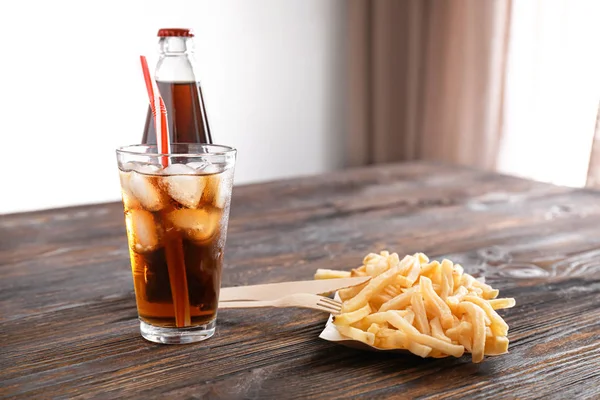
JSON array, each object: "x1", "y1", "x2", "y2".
[{"x1": 0, "y1": 0, "x2": 347, "y2": 214}]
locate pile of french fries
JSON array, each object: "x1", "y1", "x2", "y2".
[{"x1": 315, "y1": 251, "x2": 515, "y2": 363}]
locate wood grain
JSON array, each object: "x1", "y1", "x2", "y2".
[{"x1": 1, "y1": 161, "x2": 599, "y2": 399}]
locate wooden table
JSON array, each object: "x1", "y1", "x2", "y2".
[{"x1": 2, "y1": 162, "x2": 599, "y2": 399}]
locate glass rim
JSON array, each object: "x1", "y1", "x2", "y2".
[{"x1": 116, "y1": 143, "x2": 237, "y2": 158}]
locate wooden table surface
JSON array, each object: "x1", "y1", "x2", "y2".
[{"x1": 2, "y1": 162, "x2": 599, "y2": 399}]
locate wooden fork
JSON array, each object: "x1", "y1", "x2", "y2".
[{"x1": 218, "y1": 293, "x2": 342, "y2": 315}]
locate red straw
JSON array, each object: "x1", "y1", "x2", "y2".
[{"x1": 140, "y1": 56, "x2": 170, "y2": 167}]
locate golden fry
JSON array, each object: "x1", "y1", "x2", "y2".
[
  {"x1": 335, "y1": 325, "x2": 375, "y2": 346},
  {"x1": 408, "y1": 341, "x2": 433, "y2": 358},
  {"x1": 333, "y1": 303, "x2": 371, "y2": 326},
  {"x1": 410, "y1": 293, "x2": 430, "y2": 335},
  {"x1": 387, "y1": 253, "x2": 401, "y2": 268},
  {"x1": 377, "y1": 330, "x2": 408, "y2": 349},
  {"x1": 405, "y1": 257, "x2": 422, "y2": 285},
  {"x1": 452, "y1": 264, "x2": 464, "y2": 288},
  {"x1": 314, "y1": 269, "x2": 351, "y2": 280},
  {"x1": 366, "y1": 258, "x2": 390, "y2": 277},
  {"x1": 363, "y1": 253, "x2": 382, "y2": 265},
  {"x1": 360, "y1": 311, "x2": 402, "y2": 327},
  {"x1": 414, "y1": 252, "x2": 429, "y2": 265},
  {"x1": 338, "y1": 281, "x2": 368, "y2": 302},
  {"x1": 460, "y1": 274, "x2": 476, "y2": 288},
  {"x1": 379, "y1": 289, "x2": 414, "y2": 312},
  {"x1": 440, "y1": 259, "x2": 454, "y2": 299},
  {"x1": 463, "y1": 295, "x2": 509, "y2": 337},
  {"x1": 488, "y1": 298, "x2": 516, "y2": 310},
  {"x1": 484, "y1": 336, "x2": 509, "y2": 355},
  {"x1": 420, "y1": 260, "x2": 440, "y2": 277},
  {"x1": 472, "y1": 280, "x2": 499, "y2": 299},
  {"x1": 458, "y1": 302, "x2": 486, "y2": 363},
  {"x1": 420, "y1": 276, "x2": 454, "y2": 329}
]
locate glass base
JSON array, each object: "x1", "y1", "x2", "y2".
[{"x1": 140, "y1": 318, "x2": 216, "y2": 344}]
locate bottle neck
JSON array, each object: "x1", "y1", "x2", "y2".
[
  {"x1": 155, "y1": 37, "x2": 197, "y2": 83},
  {"x1": 158, "y1": 37, "x2": 193, "y2": 55}
]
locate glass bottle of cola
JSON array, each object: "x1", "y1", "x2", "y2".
[{"x1": 142, "y1": 28, "x2": 213, "y2": 144}]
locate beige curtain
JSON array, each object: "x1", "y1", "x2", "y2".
[
  {"x1": 585, "y1": 103, "x2": 600, "y2": 187},
  {"x1": 346, "y1": 0, "x2": 513, "y2": 170}
]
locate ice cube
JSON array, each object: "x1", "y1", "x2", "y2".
[
  {"x1": 186, "y1": 161, "x2": 209, "y2": 171},
  {"x1": 136, "y1": 164, "x2": 162, "y2": 175},
  {"x1": 201, "y1": 163, "x2": 221, "y2": 174},
  {"x1": 163, "y1": 164, "x2": 196, "y2": 175},
  {"x1": 217, "y1": 168, "x2": 234, "y2": 208},
  {"x1": 119, "y1": 169, "x2": 131, "y2": 191},
  {"x1": 129, "y1": 171, "x2": 166, "y2": 211},
  {"x1": 120, "y1": 161, "x2": 162, "y2": 173},
  {"x1": 167, "y1": 208, "x2": 220, "y2": 243},
  {"x1": 204, "y1": 168, "x2": 233, "y2": 208},
  {"x1": 159, "y1": 164, "x2": 205, "y2": 208},
  {"x1": 121, "y1": 161, "x2": 142, "y2": 172},
  {"x1": 121, "y1": 162, "x2": 136, "y2": 172},
  {"x1": 122, "y1": 192, "x2": 142, "y2": 210},
  {"x1": 127, "y1": 209, "x2": 160, "y2": 253},
  {"x1": 118, "y1": 170, "x2": 141, "y2": 209}
]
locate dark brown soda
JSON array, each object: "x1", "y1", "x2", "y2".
[
  {"x1": 142, "y1": 81, "x2": 213, "y2": 144},
  {"x1": 123, "y1": 170, "x2": 228, "y2": 328},
  {"x1": 131, "y1": 222, "x2": 224, "y2": 327}
]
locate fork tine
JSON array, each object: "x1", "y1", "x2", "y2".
[
  {"x1": 317, "y1": 298, "x2": 342, "y2": 314},
  {"x1": 317, "y1": 300, "x2": 341, "y2": 310},
  {"x1": 317, "y1": 304, "x2": 341, "y2": 314},
  {"x1": 319, "y1": 297, "x2": 342, "y2": 307}
]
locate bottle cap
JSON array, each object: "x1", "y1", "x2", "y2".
[{"x1": 157, "y1": 28, "x2": 194, "y2": 38}]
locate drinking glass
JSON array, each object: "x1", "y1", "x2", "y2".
[{"x1": 116, "y1": 143, "x2": 236, "y2": 344}]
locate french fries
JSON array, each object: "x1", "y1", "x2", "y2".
[
  {"x1": 335, "y1": 325, "x2": 376, "y2": 346},
  {"x1": 333, "y1": 303, "x2": 371, "y2": 325},
  {"x1": 411, "y1": 293, "x2": 430, "y2": 335},
  {"x1": 314, "y1": 269, "x2": 351, "y2": 279},
  {"x1": 315, "y1": 251, "x2": 515, "y2": 363},
  {"x1": 488, "y1": 298, "x2": 516, "y2": 310}
]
